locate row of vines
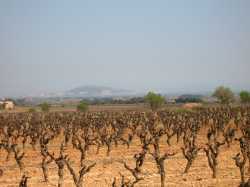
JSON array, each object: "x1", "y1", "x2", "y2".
[{"x1": 0, "y1": 106, "x2": 249, "y2": 187}]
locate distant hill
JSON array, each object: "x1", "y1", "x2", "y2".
[{"x1": 65, "y1": 85, "x2": 136, "y2": 98}]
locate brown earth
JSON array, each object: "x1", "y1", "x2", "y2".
[
  {"x1": 0, "y1": 126, "x2": 248, "y2": 187},
  {"x1": 2, "y1": 104, "x2": 148, "y2": 113}
]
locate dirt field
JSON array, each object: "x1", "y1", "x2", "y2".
[
  {"x1": 2, "y1": 104, "x2": 148, "y2": 113},
  {"x1": 0, "y1": 126, "x2": 247, "y2": 187}
]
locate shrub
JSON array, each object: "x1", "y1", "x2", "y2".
[
  {"x1": 239, "y1": 91, "x2": 250, "y2": 103},
  {"x1": 77, "y1": 101, "x2": 88, "y2": 112},
  {"x1": 144, "y1": 91, "x2": 165, "y2": 111},
  {"x1": 39, "y1": 102, "x2": 50, "y2": 112},
  {"x1": 212, "y1": 86, "x2": 235, "y2": 104},
  {"x1": 28, "y1": 108, "x2": 36, "y2": 113}
]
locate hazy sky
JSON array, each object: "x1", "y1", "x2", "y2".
[{"x1": 0, "y1": 0, "x2": 250, "y2": 97}]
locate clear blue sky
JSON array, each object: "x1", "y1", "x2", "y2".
[{"x1": 0, "y1": 0, "x2": 249, "y2": 97}]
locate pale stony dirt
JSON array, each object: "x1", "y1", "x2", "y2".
[{"x1": 0, "y1": 128, "x2": 248, "y2": 187}]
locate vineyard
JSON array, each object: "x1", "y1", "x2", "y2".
[{"x1": 0, "y1": 106, "x2": 249, "y2": 187}]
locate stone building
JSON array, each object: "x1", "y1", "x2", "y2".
[{"x1": 0, "y1": 101, "x2": 15, "y2": 110}]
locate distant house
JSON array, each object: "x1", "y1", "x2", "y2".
[
  {"x1": 0, "y1": 100, "x2": 15, "y2": 110},
  {"x1": 166, "y1": 97, "x2": 177, "y2": 104}
]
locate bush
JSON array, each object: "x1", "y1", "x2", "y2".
[
  {"x1": 240, "y1": 91, "x2": 250, "y2": 103},
  {"x1": 28, "y1": 108, "x2": 36, "y2": 113},
  {"x1": 77, "y1": 101, "x2": 88, "y2": 112},
  {"x1": 144, "y1": 91, "x2": 165, "y2": 111},
  {"x1": 212, "y1": 86, "x2": 235, "y2": 104},
  {"x1": 39, "y1": 102, "x2": 50, "y2": 112}
]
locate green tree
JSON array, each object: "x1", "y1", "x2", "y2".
[
  {"x1": 212, "y1": 86, "x2": 235, "y2": 104},
  {"x1": 144, "y1": 91, "x2": 165, "y2": 111},
  {"x1": 77, "y1": 101, "x2": 88, "y2": 112},
  {"x1": 239, "y1": 90, "x2": 250, "y2": 103},
  {"x1": 39, "y1": 102, "x2": 50, "y2": 112}
]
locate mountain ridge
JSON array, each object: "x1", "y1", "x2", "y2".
[{"x1": 65, "y1": 85, "x2": 137, "y2": 97}]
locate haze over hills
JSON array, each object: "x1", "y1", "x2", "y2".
[
  {"x1": 16, "y1": 86, "x2": 135, "y2": 98},
  {"x1": 34, "y1": 85, "x2": 214, "y2": 99},
  {"x1": 64, "y1": 85, "x2": 138, "y2": 98},
  {"x1": 1, "y1": 84, "x2": 215, "y2": 99}
]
